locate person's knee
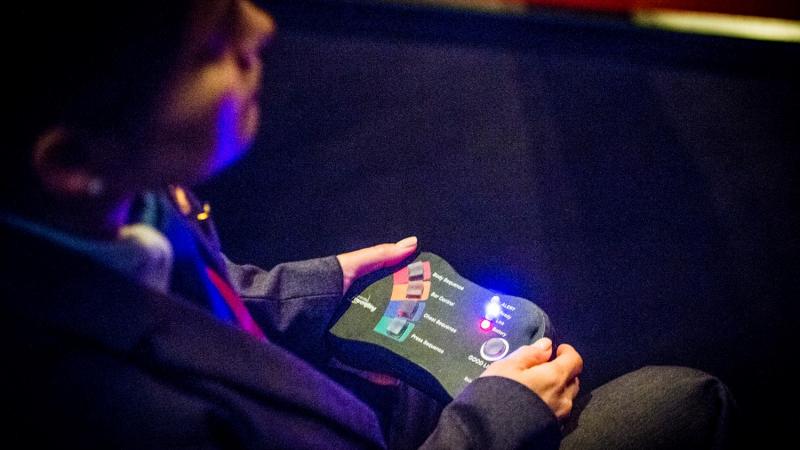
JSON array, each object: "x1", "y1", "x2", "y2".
[
  {"x1": 636, "y1": 366, "x2": 735, "y2": 419},
  {"x1": 617, "y1": 366, "x2": 736, "y2": 435},
  {"x1": 632, "y1": 365, "x2": 730, "y2": 403},
  {"x1": 562, "y1": 366, "x2": 737, "y2": 449}
]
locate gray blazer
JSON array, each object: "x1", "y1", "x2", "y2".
[{"x1": 0, "y1": 188, "x2": 560, "y2": 449}]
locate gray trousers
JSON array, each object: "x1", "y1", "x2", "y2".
[
  {"x1": 560, "y1": 366, "x2": 736, "y2": 450},
  {"x1": 330, "y1": 365, "x2": 737, "y2": 449}
]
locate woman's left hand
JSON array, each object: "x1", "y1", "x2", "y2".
[{"x1": 335, "y1": 236, "x2": 418, "y2": 294}]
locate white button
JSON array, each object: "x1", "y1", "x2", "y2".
[{"x1": 480, "y1": 337, "x2": 509, "y2": 361}]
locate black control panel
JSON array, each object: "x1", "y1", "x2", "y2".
[{"x1": 329, "y1": 252, "x2": 553, "y2": 401}]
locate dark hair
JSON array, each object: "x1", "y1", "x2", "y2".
[{"x1": 2, "y1": 1, "x2": 200, "y2": 201}]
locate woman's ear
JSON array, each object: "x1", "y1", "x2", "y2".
[{"x1": 32, "y1": 126, "x2": 105, "y2": 198}]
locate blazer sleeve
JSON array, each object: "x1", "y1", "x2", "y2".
[
  {"x1": 421, "y1": 376, "x2": 562, "y2": 450},
  {"x1": 225, "y1": 254, "x2": 562, "y2": 449},
  {"x1": 223, "y1": 254, "x2": 344, "y2": 365}
]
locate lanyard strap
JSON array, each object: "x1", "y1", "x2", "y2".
[{"x1": 205, "y1": 266, "x2": 267, "y2": 341}]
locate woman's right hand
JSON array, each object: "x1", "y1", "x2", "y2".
[{"x1": 479, "y1": 338, "x2": 583, "y2": 420}]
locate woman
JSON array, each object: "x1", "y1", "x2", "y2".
[{"x1": 0, "y1": 1, "x2": 733, "y2": 448}]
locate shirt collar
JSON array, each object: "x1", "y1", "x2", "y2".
[{"x1": 0, "y1": 200, "x2": 174, "y2": 295}]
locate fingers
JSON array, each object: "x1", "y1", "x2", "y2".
[
  {"x1": 505, "y1": 338, "x2": 553, "y2": 368},
  {"x1": 553, "y1": 344, "x2": 583, "y2": 380},
  {"x1": 565, "y1": 376, "x2": 580, "y2": 400},
  {"x1": 479, "y1": 339, "x2": 583, "y2": 421},
  {"x1": 551, "y1": 376, "x2": 580, "y2": 420},
  {"x1": 336, "y1": 236, "x2": 418, "y2": 293}
]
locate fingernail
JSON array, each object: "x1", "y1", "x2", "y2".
[
  {"x1": 533, "y1": 338, "x2": 552, "y2": 350},
  {"x1": 395, "y1": 236, "x2": 418, "y2": 248}
]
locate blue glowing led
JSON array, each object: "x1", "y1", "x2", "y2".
[{"x1": 484, "y1": 295, "x2": 502, "y2": 320}]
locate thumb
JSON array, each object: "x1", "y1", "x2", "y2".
[
  {"x1": 336, "y1": 236, "x2": 418, "y2": 293},
  {"x1": 506, "y1": 338, "x2": 553, "y2": 369}
]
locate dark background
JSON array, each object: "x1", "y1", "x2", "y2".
[{"x1": 199, "y1": 0, "x2": 799, "y2": 444}]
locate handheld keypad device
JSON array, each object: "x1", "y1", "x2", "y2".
[{"x1": 329, "y1": 252, "x2": 553, "y2": 402}]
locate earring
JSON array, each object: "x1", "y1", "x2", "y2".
[{"x1": 86, "y1": 177, "x2": 105, "y2": 197}]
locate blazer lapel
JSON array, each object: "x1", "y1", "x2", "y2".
[
  {"x1": 139, "y1": 293, "x2": 384, "y2": 442},
  {"x1": 2, "y1": 225, "x2": 384, "y2": 445}
]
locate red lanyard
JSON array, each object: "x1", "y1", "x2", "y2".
[{"x1": 205, "y1": 266, "x2": 267, "y2": 341}]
